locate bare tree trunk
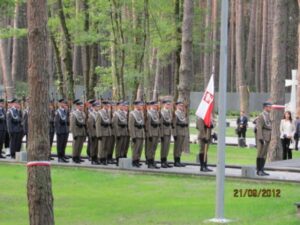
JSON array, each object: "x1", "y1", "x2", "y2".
[
  {"x1": 11, "y1": 1, "x2": 28, "y2": 82},
  {"x1": 245, "y1": 0, "x2": 256, "y2": 88},
  {"x1": 260, "y1": 0, "x2": 268, "y2": 92},
  {"x1": 268, "y1": 0, "x2": 288, "y2": 162},
  {"x1": 297, "y1": 0, "x2": 300, "y2": 118},
  {"x1": 57, "y1": 0, "x2": 75, "y2": 100},
  {"x1": 27, "y1": 0, "x2": 54, "y2": 224},
  {"x1": 152, "y1": 51, "x2": 160, "y2": 101},
  {"x1": 203, "y1": 0, "x2": 211, "y2": 87},
  {"x1": 178, "y1": 0, "x2": 193, "y2": 153},
  {"x1": 255, "y1": 0, "x2": 262, "y2": 92},
  {"x1": 266, "y1": 1, "x2": 274, "y2": 92},
  {"x1": 73, "y1": 0, "x2": 83, "y2": 78},
  {"x1": 236, "y1": 0, "x2": 249, "y2": 114},
  {"x1": 88, "y1": 43, "x2": 98, "y2": 99}
]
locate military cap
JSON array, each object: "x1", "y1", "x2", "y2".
[
  {"x1": 101, "y1": 100, "x2": 109, "y2": 105},
  {"x1": 73, "y1": 99, "x2": 83, "y2": 105},
  {"x1": 175, "y1": 101, "x2": 184, "y2": 105},
  {"x1": 162, "y1": 100, "x2": 172, "y2": 104},
  {"x1": 133, "y1": 101, "x2": 144, "y2": 106},
  {"x1": 0, "y1": 99, "x2": 4, "y2": 103},
  {"x1": 8, "y1": 98, "x2": 17, "y2": 103},
  {"x1": 58, "y1": 98, "x2": 67, "y2": 104},
  {"x1": 92, "y1": 101, "x2": 100, "y2": 107},
  {"x1": 147, "y1": 100, "x2": 158, "y2": 105},
  {"x1": 120, "y1": 101, "x2": 129, "y2": 106},
  {"x1": 88, "y1": 99, "x2": 96, "y2": 104},
  {"x1": 263, "y1": 101, "x2": 272, "y2": 107}
]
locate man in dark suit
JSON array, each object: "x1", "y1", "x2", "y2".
[
  {"x1": 0, "y1": 99, "x2": 7, "y2": 158},
  {"x1": 236, "y1": 111, "x2": 248, "y2": 147}
]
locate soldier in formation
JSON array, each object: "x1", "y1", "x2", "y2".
[{"x1": 0, "y1": 99, "x2": 6, "y2": 158}]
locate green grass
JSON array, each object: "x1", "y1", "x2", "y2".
[
  {"x1": 189, "y1": 126, "x2": 255, "y2": 138},
  {"x1": 0, "y1": 164, "x2": 299, "y2": 225},
  {"x1": 54, "y1": 144, "x2": 300, "y2": 166}
]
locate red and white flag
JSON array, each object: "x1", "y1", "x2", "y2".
[{"x1": 195, "y1": 75, "x2": 214, "y2": 127}]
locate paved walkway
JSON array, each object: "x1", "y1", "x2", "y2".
[{"x1": 1, "y1": 157, "x2": 299, "y2": 183}]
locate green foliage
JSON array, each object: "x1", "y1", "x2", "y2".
[
  {"x1": 94, "y1": 66, "x2": 112, "y2": 96},
  {"x1": 15, "y1": 81, "x2": 28, "y2": 98},
  {"x1": 0, "y1": 28, "x2": 27, "y2": 39}
]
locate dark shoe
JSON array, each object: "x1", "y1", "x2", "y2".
[
  {"x1": 148, "y1": 159, "x2": 160, "y2": 169},
  {"x1": 257, "y1": 170, "x2": 265, "y2": 176},
  {"x1": 161, "y1": 158, "x2": 168, "y2": 168},
  {"x1": 199, "y1": 153, "x2": 204, "y2": 171},
  {"x1": 261, "y1": 158, "x2": 269, "y2": 176},
  {"x1": 79, "y1": 157, "x2": 85, "y2": 162},
  {"x1": 174, "y1": 157, "x2": 181, "y2": 167},
  {"x1": 204, "y1": 162, "x2": 213, "y2": 172},
  {"x1": 58, "y1": 157, "x2": 69, "y2": 163},
  {"x1": 91, "y1": 160, "x2": 100, "y2": 165},
  {"x1": 72, "y1": 157, "x2": 80, "y2": 164},
  {"x1": 178, "y1": 157, "x2": 186, "y2": 167},
  {"x1": 132, "y1": 160, "x2": 140, "y2": 168},
  {"x1": 0, "y1": 154, "x2": 6, "y2": 159}
]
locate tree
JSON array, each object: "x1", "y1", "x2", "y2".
[
  {"x1": 27, "y1": 0, "x2": 54, "y2": 224},
  {"x1": 203, "y1": 0, "x2": 211, "y2": 87},
  {"x1": 268, "y1": 0, "x2": 288, "y2": 162},
  {"x1": 259, "y1": 0, "x2": 268, "y2": 92},
  {"x1": 178, "y1": 0, "x2": 193, "y2": 153},
  {"x1": 235, "y1": 0, "x2": 249, "y2": 114}
]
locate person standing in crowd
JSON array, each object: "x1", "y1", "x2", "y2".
[
  {"x1": 49, "y1": 101, "x2": 56, "y2": 160},
  {"x1": 294, "y1": 116, "x2": 300, "y2": 151},
  {"x1": 145, "y1": 101, "x2": 160, "y2": 169},
  {"x1": 70, "y1": 99, "x2": 87, "y2": 163},
  {"x1": 96, "y1": 100, "x2": 112, "y2": 165},
  {"x1": 256, "y1": 102, "x2": 272, "y2": 176},
  {"x1": 236, "y1": 111, "x2": 248, "y2": 147},
  {"x1": 173, "y1": 101, "x2": 188, "y2": 167},
  {"x1": 196, "y1": 117, "x2": 213, "y2": 172},
  {"x1": 160, "y1": 100, "x2": 173, "y2": 168},
  {"x1": 7, "y1": 99, "x2": 23, "y2": 159},
  {"x1": 129, "y1": 101, "x2": 145, "y2": 168},
  {"x1": 86, "y1": 99, "x2": 95, "y2": 160},
  {"x1": 0, "y1": 99, "x2": 7, "y2": 158},
  {"x1": 87, "y1": 101, "x2": 100, "y2": 165},
  {"x1": 113, "y1": 101, "x2": 129, "y2": 166},
  {"x1": 107, "y1": 101, "x2": 116, "y2": 164},
  {"x1": 22, "y1": 98, "x2": 29, "y2": 147},
  {"x1": 280, "y1": 111, "x2": 295, "y2": 160},
  {"x1": 54, "y1": 99, "x2": 69, "y2": 163}
]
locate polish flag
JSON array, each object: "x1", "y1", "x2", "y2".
[{"x1": 195, "y1": 75, "x2": 214, "y2": 127}]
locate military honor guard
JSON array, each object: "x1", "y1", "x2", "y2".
[
  {"x1": 0, "y1": 99, "x2": 7, "y2": 158},
  {"x1": 196, "y1": 117, "x2": 213, "y2": 172},
  {"x1": 236, "y1": 111, "x2": 248, "y2": 147},
  {"x1": 86, "y1": 99, "x2": 96, "y2": 159},
  {"x1": 96, "y1": 100, "x2": 112, "y2": 165},
  {"x1": 70, "y1": 99, "x2": 87, "y2": 163},
  {"x1": 112, "y1": 101, "x2": 129, "y2": 166},
  {"x1": 145, "y1": 101, "x2": 160, "y2": 169},
  {"x1": 256, "y1": 101, "x2": 272, "y2": 176},
  {"x1": 87, "y1": 101, "x2": 100, "y2": 165},
  {"x1": 7, "y1": 99, "x2": 23, "y2": 159},
  {"x1": 160, "y1": 100, "x2": 173, "y2": 168},
  {"x1": 129, "y1": 101, "x2": 145, "y2": 168},
  {"x1": 54, "y1": 99, "x2": 70, "y2": 163},
  {"x1": 172, "y1": 101, "x2": 188, "y2": 167}
]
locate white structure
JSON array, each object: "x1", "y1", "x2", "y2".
[{"x1": 285, "y1": 70, "x2": 298, "y2": 116}]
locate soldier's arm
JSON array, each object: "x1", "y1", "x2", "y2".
[
  {"x1": 129, "y1": 113, "x2": 136, "y2": 139},
  {"x1": 256, "y1": 115, "x2": 264, "y2": 141},
  {"x1": 112, "y1": 116, "x2": 120, "y2": 137},
  {"x1": 95, "y1": 114, "x2": 101, "y2": 138},
  {"x1": 70, "y1": 113, "x2": 76, "y2": 137}
]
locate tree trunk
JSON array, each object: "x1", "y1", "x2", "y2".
[
  {"x1": 152, "y1": 51, "x2": 160, "y2": 101},
  {"x1": 236, "y1": 0, "x2": 249, "y2": 114},
  {"x1": 260, "y1": 0, "x2": 268, "y2": 92},
  {"x1": 268, "y1": 0, "x2": 288, "y2": 162},
  {"x1": 73, "y1": 0, "x2": 83, "y2": 78},
  {"x1": 27, "y1": 0, "x2": 54, "y2": 224},
  {"x1": 178, "y1": 0, "x2": 193, "y2": 153},
  {"x1": 88, "y1": 43, "x2": 98, "y2": 99},
  {"x1": 82, "y1": 0, "x2": 90, "y2": 98},
  {"x1": 266, "y1": 1, "x2": 274, "y2": 92},
  {"x1": 57, "y1": 0, "x2": 75, "y2": 100},
  {"x1": 245, "y1": 0, "x2": 256, "y2": 88},
  {"x1": 11, "y1": 1, "x2": 28, "y2": 82},
  {"x1": 255, "y1": 0, "x2": 262, "y2": 92},
  {"x1": 297, "y1": 0, "x2": 300, "y2": 118},
  {"x1": 229, "y1": 0, "x2": 236, "y2": 92}
]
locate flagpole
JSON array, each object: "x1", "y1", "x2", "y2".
[{"x1": 208, "y1": 0, "x2": 231, "y2": 223}]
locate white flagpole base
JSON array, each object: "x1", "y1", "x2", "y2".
[{"x1": 206, "y1": 218, "x2": 235, "y2": 224}]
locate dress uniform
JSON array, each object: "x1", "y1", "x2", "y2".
[
  {"x1": 87, "y1": 101, "x2": 100, "y2": 165},
  {"x1": 129, "y1": 101, "x2": 145, "y2": 168},
  {"x1": 107, "y1": 101, "x2": 116, "y2": 164},
  {"x1": 172, "y1": 101, "x2": 188, "y2": 167},
  {"x1": 6, "y1": 99, "x2": 23, "y2": 159},
  {"x1": 236, "y1": 111, "x2": 248, "y2": 147},
  {"x1": 22, "y1": 106, "x2": 29, "y2": 147},
  {"x1": 54, "y1": 99, "x2": 69, "y2": 163},
  {"x1": 86, "y1": 99, "x2": 96, "y2": 159},
  {"x1": 145, "y1": 101, "x2": 160, "y2": 169},
  {"x1": 196, "y1": 117, "x2": 213, "y2": 172},
  {"x1": 0, "y1": 99, "x2": 7, "y2": 158},
  {"x1": 96, "y1": 100, "x2": 112, "y2": 165},
  {"x1": 160, "y1": 100, "x2": 173, "y2": 168},
  {"x1": 70, "y1": 99, "x2": 87, "y2": 163},
  {"x1": 49, "y1": 103, "x2": 55, "y2": 148},
  {"x1": 256, "y1": 102, "x2": 272, "y2": 176}
]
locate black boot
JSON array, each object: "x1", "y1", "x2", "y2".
[
  {"x1": 174, "y1": 157, "x2": 181, "y2": 167},
  {"x1": 199, "y1": 153, "x2": 205, "y2": 172},
  {"x1": 58, "y1": 157, "x2": 69, "y2": 163},
  {"x1": 148, "y1": 159, "x2": 160, "y2": 169},
  {"x1": 256, "y1": 158, "x2": 264, "y2": 176},
  {"x1": 161, "y1": 158, "x2": 168, "y2": 168},
  {"x1": 132, "y1": 160, "x2": 140, "y2": 168},
  {"x1": 73, "y1": 157, "x2": 80, "y2": 164},
  {"x1": 288, "y1": 149, "x2": 293, "y2": 159},
  {"x1": 261, "y1": 158, "x2": 269, "y2": 176},
  {"x1": 178, "y1": 157, "x2": 186, "y2": 167},
  {"x1": 204, "y1": 161, "x2": 212, "y2": 172},
  {"x1": 116, "y1": 157, "x2": 119, "y2": 166},
  {"x1": 91, "y1": 157, "x2": 99, "y2": 165}
]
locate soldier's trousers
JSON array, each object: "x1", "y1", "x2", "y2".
[
  {"x1": 200, "y1": 141, "x2": 210, "y2": 161},
  {"x1": 72, "y1": 136, "x2": 86, "y2": 158},
  {"x1": 146, "y1": 136, "x2": 159, "y2": 160},
  {"x1": 174, "y1": 135, "x2": 185, "y2": 158},
  {"x1": 257, "y1": 140, "x2": 270, "y2": 159},
  {"x1": 132, "y1": 138, "x2": 144, "y2": 161},
  {"x1": 115, "y1": 136, "x2": 127, "y2": 158},
  {"x1": 87, "y1": 135, "x2": 91, "y2": 157},
  {"x1": 49, "y1": 132, "x2": 54, "y2": 148},
  {"x1": 0, "y1": 131, "x2": 6, "y2": 152},
  {"x1": 161, "y1": 135, "x2": 171, "y2": 159},
  {"x1": 123, "y1": 136, "x2": 130, "y2": 157},
  {"x1": 5, "y1": 131, "x2": 9, "y2": 148},
  {"x1": 98, "y1": 136, "x2": 110, "y2": 159},
  {"x1": 107, "y1": 136, "x2": 115, "y2": 158},
  {"x1": 9, "y1": 132, "x2": 23, "y2": 158},
  {"x1": 57, "y1": 133, "x2": 69, "y2": 158},
  {"x1": 89, "y1": 136, "x2": 98, "y2": 158}
]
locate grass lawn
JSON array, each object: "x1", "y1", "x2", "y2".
[
  {"x1": 0, "y1": 164, "x2": 299, "y2": 225},
  {"x1": 54, "y1": 144, "x2": 300, "y2": 166},
  {"x1": 189, "y1": 126, "x2": 255, "y2": 138}
]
